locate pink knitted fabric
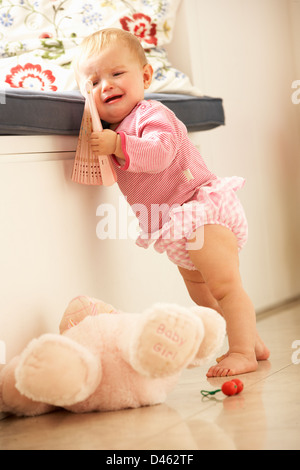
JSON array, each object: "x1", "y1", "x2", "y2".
[{"x1": 113, "y1": 100, "x2": 217, "y2": 234}]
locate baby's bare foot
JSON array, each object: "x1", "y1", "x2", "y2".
[
  {"x1": 255, "y1": 335, "x2": 270, "y2": 361},
  {"x1": 207, "y1": 352, "x2": 258, "y2": 377},
  {"x1": 216, "y1": 334, "x2": 270, "y2": 364}
]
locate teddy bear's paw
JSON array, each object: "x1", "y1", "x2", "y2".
[
  {"x1": 0, "y1": 357, "x2": 56, "y2": 417},
  {"x1": 15, "y1": 334, "x2": 101, "y2": 407},
  {"x1": 130, "y1": 304, "x2": 204, "y2": 377},
  {"x1": 187, "y1": 307, "x2": 226, "y2": 367}
]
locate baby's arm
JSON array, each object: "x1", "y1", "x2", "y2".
[
  {"x1": 90, "y1": 125, "x2": 177, "y2": 173},
  {"x1": 114, "y1": 104, "x2": 184, "y2": 173},
  {"x1": 90, "y1": 103, "x2": 183, "y2": 173},
  {"x1": 90, "y1": 129, "x2": 125, "y2": 160}
]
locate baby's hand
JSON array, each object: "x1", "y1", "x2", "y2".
[{"x1": 90, "y1": 129, "x2": 117, "y2": 155}]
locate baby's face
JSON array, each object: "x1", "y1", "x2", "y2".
[{"x1": 80, "y1": 43, "x2": 152, "y2": 126}]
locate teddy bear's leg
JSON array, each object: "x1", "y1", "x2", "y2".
[
  {"x1": 0, "y1": 357, "x2": 55, "y2": 417},
  {"x1": 127, "y1": 304, "x2": 205, "y2": 377},
  {"x1": 15, "y1": 334, "x2": 102, "y2": 407},
  {"x1": 187, "y1": 307, "x2": 226, "y2": 368}
]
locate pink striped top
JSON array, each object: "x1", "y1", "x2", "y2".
[{"x1": 112, "y1": 100, "x2": 217, "y2": 234}]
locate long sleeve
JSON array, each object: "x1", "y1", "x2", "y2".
[
  {"x1": 116, "y1": 102, "x2": 184, "y2": 173},
  {"x1": 112, "y1": 100, "x2": 217, "y2": 234}
]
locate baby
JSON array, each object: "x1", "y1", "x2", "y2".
[{"x1": 73, "y1": 28, "x2": 270, "y2": 377}]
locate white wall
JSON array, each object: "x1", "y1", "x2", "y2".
[
  {"x1": 168, "y1": 0, "x2": 300, "y2": 310},
  {"x1": 0, "y1": 141, "x2": 191, "y2": 362}
]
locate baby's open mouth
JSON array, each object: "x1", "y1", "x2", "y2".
[{"x1": 105, "y1": 95, "x2": 123, "y2": 104}]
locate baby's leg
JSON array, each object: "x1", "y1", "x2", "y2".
[
  {"x1": 178, "y1": 266, "x2": 269, "y2": 364},
  {"x1": 178, "y1": 267, "x2": 222, "y2": 315},
  {"x1": 186, "y1": 224, "x2": 269, "y2": 377}
]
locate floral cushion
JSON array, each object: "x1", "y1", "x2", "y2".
[{"x1": 0, "y1": 0, "x2": 202, "y2": 95}]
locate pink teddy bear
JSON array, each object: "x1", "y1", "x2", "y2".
[{"x1": 0, "y1": 296, "x2": 225, "y2": 417}]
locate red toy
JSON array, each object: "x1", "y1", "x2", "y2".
[{"x1": 201, "y1": 379, "x2": 244, "y2": 397}]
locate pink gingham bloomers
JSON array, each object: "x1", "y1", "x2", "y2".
[
  {"x1": 136, "y1": 176, "x2": 248, "y2": 270},
  {"x1": 112, "y1": 100, "x2": 248, "y2": 271}
]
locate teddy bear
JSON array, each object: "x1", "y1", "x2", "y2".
[{"x1": 0, "y1": 296, "x2": 226, "y2": 417}]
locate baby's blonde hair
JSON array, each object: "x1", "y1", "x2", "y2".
[{"x1": 73, "y1": 28, "x2": 148, "y2": 83}]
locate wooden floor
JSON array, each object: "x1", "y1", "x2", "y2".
[{"x1": 0, "y1": 299, "x2": 299, "y2": 450}]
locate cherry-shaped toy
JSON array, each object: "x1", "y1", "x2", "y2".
[{"x1": 201, "y1": 379, "x2": 244, "y2": 398}]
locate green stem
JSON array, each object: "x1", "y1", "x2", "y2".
[{"x1": 200, "y1": 389, "x2": 221, "y2": 397}]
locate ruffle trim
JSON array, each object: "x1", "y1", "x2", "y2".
[{"x1": 136, "y1": 176, "x2": 246, "y2": 250}]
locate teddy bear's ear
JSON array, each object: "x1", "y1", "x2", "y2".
[
  {"x1": 59, "y1": 296, "x2": 117, "y2": 334},
  {"x1": 187, "y1": 307, "x2": 226, "y2": 368},
  {"x1": 89, "y1": 298, "x2": 116, "y2": 315},
  {"x1": 59, "y1": 296, "x2": 91, "y2": 334}
]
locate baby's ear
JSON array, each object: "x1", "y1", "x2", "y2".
[{"x1": 143, "y1": 63, "x2": 153, "y2": 90}]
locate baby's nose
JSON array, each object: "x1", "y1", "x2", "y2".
[{"x1": 102, "y1": 79, "x2": 114, "y2": 92}]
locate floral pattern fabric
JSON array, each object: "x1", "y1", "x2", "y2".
[
  {"x1": 5, "y1": 63, "x2": 58, "y2": 91},
  {"x1": 0, "y1": 0, "x2": 201, "y2": 95}
]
